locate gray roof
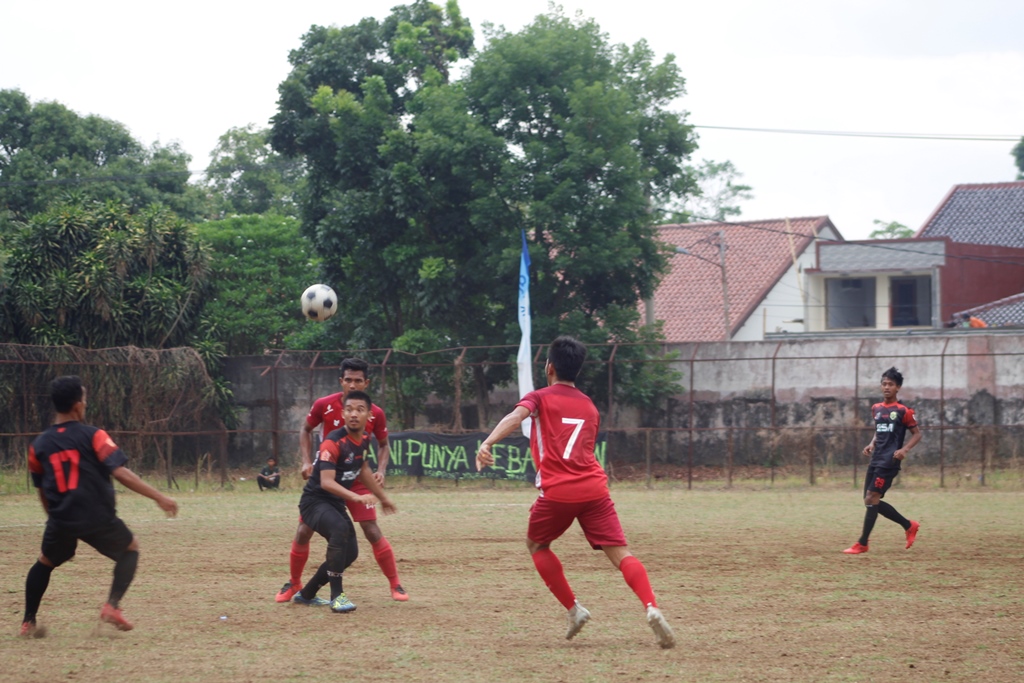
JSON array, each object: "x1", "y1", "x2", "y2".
[
  {"x1": 919, "y1": 182, "x2": 1024, "y2": 248},
  {"x1": 818, "y1": 239, "x2": 945, "y2": 273},
  {"x1": 954, "y1": 291, "x2": 1024, "y2": 328}
]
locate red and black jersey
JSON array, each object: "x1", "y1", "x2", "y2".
[
  {"x1": 305, "y1": 393, "x2": 388, "y2": 445},
  {"x1": 301, "y1": 427, "x2": 370, "y2": 506},
  {"x1": 27, "y1": 421, "x2": 128, "y2": 531},
  {"x1": 870, "y1": 401, "x2": 917, "y2": 470},
  {"x1": 516, "y1": 384, "x2": 608, "y2": 503}
]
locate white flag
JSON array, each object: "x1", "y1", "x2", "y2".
[{"x1": 517, "y1": 230, "x2": 534, "y2": 437}]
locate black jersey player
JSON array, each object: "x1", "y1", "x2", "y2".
[
  {"x1": 21, "y1": 376, "x2": 178, "y2": 637},
  {"x1": 292, "y1": 390, "x2": 396, "y2": 612},
  {"x1": 844, "y1": 367, "x2": 922, "y2": 554}
]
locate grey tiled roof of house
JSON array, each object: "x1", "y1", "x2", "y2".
[
  {"x1": 818, "y1": 239, "x2": 945, "y2": 272},
  {"x1": 954, "y1": 291, "x2": 1024, "y2": 327},
  {"x1": 918, "y1": 182, "x2": 1024, "y2": 248}
]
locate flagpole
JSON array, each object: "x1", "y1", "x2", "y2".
[{"x1": 516, "y1": 230, "x2": 535, "y2": 437}]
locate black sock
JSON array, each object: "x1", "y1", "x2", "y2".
[
  {"x1": 858, "y1": 505, "x2": 879, "y2": 546},
  {"x1": 24, "y1": 561, "x2": 54, "y2": 623},
  {"x1": 329, "y1": 573, "x2": 343, "y2": 601},
  {"x1": 108, "y1": 550, "x2": 139, "y2": 608},
  {"x1": 301, "y1": 563, "x2": 330, "y2": 599},
  {"x1": 877, "y1": 501, "x2": 911, "y2": 530}
]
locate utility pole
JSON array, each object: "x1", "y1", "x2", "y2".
[{"x1": 716, "y1": 230, "x2": 730, "y2": 341}]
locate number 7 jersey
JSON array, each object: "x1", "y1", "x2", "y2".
[{"x1": 516, "y1": 384, "x2": 608, "y2": 503}]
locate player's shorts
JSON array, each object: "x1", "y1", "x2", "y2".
[
  {"x1": 345, "y1": 480, "x2": 377, "y2": 522},
  {"x1": 299, "y1": 498, "x2": 356, "y2": 543},
  {"x1": 41, "y1": 517, "x2": 134, "y2": 566},
  {"x1": 864, "y1": 465, "x2": 899, "y2": 497},
  {"x1": 528, "y1": 495, "x2": 627, "y2": 549}
]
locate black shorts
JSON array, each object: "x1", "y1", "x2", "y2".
[
  {"x1": 41, "y1": 517, "x2": 134, "y2": 566},
  {"x1": 299, "y1": 498, "x2": 355, "y2": 542},
  {"x1": 864, "y1": 466, "x2": 899, "y2": 498}
]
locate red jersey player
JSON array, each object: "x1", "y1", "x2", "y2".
[
  {"x1": 475, "y1": 336, "x2": 675, "y2": 649},
  {"x1": 275, "y1": 358, "x2": 408, "y2": 603}
]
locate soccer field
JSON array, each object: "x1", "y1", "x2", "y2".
[{"x1": 2, "y1": 483, "x2": 1022, "y2": 682}]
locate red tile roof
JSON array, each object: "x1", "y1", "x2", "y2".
[{"x1": 646, "y1": 217, "x2": 839, "y2": 341}]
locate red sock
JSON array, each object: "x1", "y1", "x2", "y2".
[
  {"x1": 289, "y1": 540, "x2": 309, "y2": 587},
  {"x1": 531, "y1": 548, "x2": 576, "y2": 609},
  {"x1": 619, "y1": 555, "x2": 657, "y2": 608},
  {"x1": 371, "y1": 538, "x2": 400, "y2": 588}
]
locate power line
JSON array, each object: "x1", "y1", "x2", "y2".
[{"x1": 692, "y1": 125, "x2": 1022, "y2": 142}]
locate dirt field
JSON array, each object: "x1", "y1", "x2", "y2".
[{"x1": 2, "y1": 480, "x2": 1022, "y2": 682}]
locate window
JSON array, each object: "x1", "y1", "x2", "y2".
[
  {"x1": 890, "y1": 276, "x2": 932, "y2": 327},
  {"x1": 826, "y1": 278, "x2": 876, "y2": 329}
]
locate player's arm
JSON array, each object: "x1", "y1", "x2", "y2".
[
  {"x1": 298, "y1": 422, "x2": 317, "y2": 479},
  {"x1": 476, "y1": 405, "x2": 531, "y2": 471},
  {"x1": 358, "y1": 461, "x2": 396, "y2": 514},
  {"x1": 36, "y1": 488, "x2": 49, "y2": 514},
  {"x1": 318, "y1": 467, "x2": 378, "y2": 506},
  {"x1": 894, "y1": 425, "x2": 922, "y2": 460},
  {"x1": 112, "y1": 467, "x2": 178, "y2": 517},
  {"x1": 862, "y1": 434, "x2": 876, "y2": 457},
  {"x1": 374, "y1": 438, "x2": 391, "y2": 485}
]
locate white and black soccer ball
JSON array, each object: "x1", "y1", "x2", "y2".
[{"x1": 301, "y1": 284, "x2": 338, "y2": 321}]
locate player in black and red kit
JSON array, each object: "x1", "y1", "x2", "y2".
[
  {"x1": 292, "y1": 390, "x2": 397, "y2": 612},
  {"x1": 20, "y1": 376, "x2": 178, "y2": 637},
  {"x1": 476, "y1": 336, "x2": 675, "y2": 649},
  {"x1": 844, "y1": 367, "x2": 922, "y2": 554},
  {"x1": 276, "y1": 358, "x2": 408, "y2": 603}
]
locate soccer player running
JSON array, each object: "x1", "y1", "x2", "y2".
[
  {"x1": 292, "y1": 390, "x2": 397, "y2": 612},
  {"x1": 475, "y1": 336, "x2": 676, "y2": 649},
  {"x1": 843, "y1": 366, "x2": 922, "y2": 554},
  {"x1": 20, "y1": 376, "x2": 178, "y2": 637},
  {"x1": 276, "y1": 358, "x2": 409, "y2": 603}
]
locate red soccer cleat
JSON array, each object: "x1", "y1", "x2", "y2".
[
  {"x1": 905, "y1": 520, "x2": 920, "y2": 549},
  {"x1": 100, "y1": 603, "x2": 134, "y2": 631},
  {"x1": 19, "y1": 621, "x2": 46, "y2": 638},
  {"x1": 391, "y1": 584, "x2": 410, "y2": 602},
  {"x1": 843, "y1": 542, "x2": 869, "y2": 554},
  {"x1": 276, "y1": 581, "x2": 302, "y2": 603}
]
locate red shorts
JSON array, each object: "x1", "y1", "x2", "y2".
[
  {"x1": 528, "y1": 495, "x2": 627, "y2": 549},
  {"x1": 345, "y1": 480, "x2": 377, "y2": 522}
]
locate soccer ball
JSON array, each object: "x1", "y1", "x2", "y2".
[{"x1": 301, "y1": 284, "x2": 337, "y2": 321}]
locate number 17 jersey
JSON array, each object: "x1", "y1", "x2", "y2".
[{"x1": 516, "y1": 384, "x2": 608, "y2": 503}]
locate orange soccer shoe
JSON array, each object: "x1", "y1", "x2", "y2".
[
  {"x1": 276, "y1": 581, "x2": 302, "y2": 603},
  {"x1": 100, "y1": 604, "x2": 134, "y2": 631},
  {"x1": 391, "y1": 584, "x2": 410, "y2": 602},
  {"x1": 842, "y1": 542, "x2": 869, "y2": 554},
  {"x1": 19, "y1": 621, "x2": 46, "y2": 638},
  {"x1": 905, "y1": 520, "x2": 920, "y2": 549}
]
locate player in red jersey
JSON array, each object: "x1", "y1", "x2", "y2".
[
  {"x1": 20, "y1": 376, "x2": 178, "y2": 637},
  {"x1": 843, "y1": 367, "x2": 922, "y2": 554},
  {"x1": 275, "y1": 357, "x2": 408, "y2": 603},
  {"x1": 476, "y1": 336, "x2": 676, "y2": 649}
]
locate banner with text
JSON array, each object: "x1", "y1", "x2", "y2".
[{"x1": 365, "y1": 431, "x2": 608, "y2": 481}]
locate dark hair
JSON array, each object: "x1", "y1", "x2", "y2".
[
  {"x1": 267, "y1": 456, "x2": 277, "y2": 464},
  {"x1": 51, "y1": 375, "x2": 84, "y2": 414},
  {"x1": 881, "y1": 366, "x2": 904, "y2": 387},
  {"x1": 547, "y1": 336, "x2": 587, "y2": 382},
  {"x1": 340, "y1": 357, "x2": 369, "y2": 379},
  {"x1": 344, "y1": 390, "x2": 372, "y2": 410}
]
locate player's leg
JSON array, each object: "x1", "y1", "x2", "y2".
[
  {"x1": 526, "y1": 498, "x2": 589, "y2": 638},
  {"x1": 296, "y1": 505, "x2": 358, "y2": 612},
  {"x1": 845, "y1": 468, "x2": 880, "y2": 553},
  {"x1": 85, "y1": 518, "x2": 139, "y2": 631},
  {"x1": 348, "y1": 483, "x2": 408, "y2": 601},
  {"x1": 22, "y1": 521, "x2": 74, "y2": 637},
  {"x1": 876, "y1": 473, "x2": 918, "y2": 547},
  {"x1": 277, "y1": 519, "x2": 315, "y2": 602}
]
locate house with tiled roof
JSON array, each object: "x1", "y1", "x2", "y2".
[
  {"x1": 953, "y1": 291, "x2": 1024, "y2": 328},
  {"x1": 643, "y1": 217, "x2": 841, "y2": 342},
  {"x1": 916, "y1": 181, "x2": 1024, "y2": 248}
]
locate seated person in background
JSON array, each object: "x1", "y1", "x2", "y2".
[{"x1": 258, "y1": 457, "x2": 281, "y2": 491}]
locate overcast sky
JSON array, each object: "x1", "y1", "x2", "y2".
[{"x1": 3, "y1": 0, "x2": 1022, "y2": 239}]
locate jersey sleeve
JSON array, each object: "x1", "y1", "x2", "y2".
[
  {"x1": 28, "y1": 445, "x2": 43, "y2": 488},
  {"x1": 902, "y1": 407, "x2": 918, "y2": 428},
  {"x1": 318, "y1": 439, "x2": 340, "y2": 470},
  {"x1": 515, "y1": 390, "x2": 541, "y2": 416},
  {"x1": 92, "y1": 429, "x2": 129, "y2": 471},
  {"x1": 305, "y1": 398, "x2": 325, "y2": 430},
  {"x1": 372, "y1": 405, "x2": 388, "y2": 442}
]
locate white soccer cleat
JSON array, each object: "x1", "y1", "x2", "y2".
[
  {"x1": 565, "y1": 601, "x2": 591, "y2": 640},
  {"x1": 646, "y1": 605, "x2": 676, "y2": 649}
]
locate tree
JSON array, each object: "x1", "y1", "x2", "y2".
[
  {"x1": 0, "y1": 197, "x2": 210, "y2": 348},
  {"x1": 271, "y1": 3, "x2": 698, "y2": 422},
  {"x1": 204, "y1": 124, "x2": 304, "y2": 216},
  {"x1": 0, "y1": 89, "x2": 210, "y2": 221},
  {"x1": 664, "y1": 159, "x2": 753, "y2": 223},
  {"x1": 869, "y1": 219, "x2": 913, "y2": 240},
  {"x1": 196, "y1": 214, "x2": 317, "y2": 355},
  {"x1": 1013, "y1": 137, "x2": 1024, "y2": 180}
]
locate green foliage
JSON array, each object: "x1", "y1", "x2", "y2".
[
  {"x1": 0, "y1": 89, "x2": 211, "y2": 221},
  {"x1": 196, "y1": 214, "x2": 319, "y2": 355},
  {"x1": 0, "y1": 197, "x2": 210, "y2": 347},
  {"x1": 869, "y1": 219, "x2": 913, "y2": 240},
  {"x1": 270, "y1": 3, "x2": 698, "y2": 417},
  {"x1": 665, "y1": 159, "x2": 754, "y2": 223},
  {"x1": 1013, "y1": 137, "x2": 1024, "y2": 180},
  {"x1": 203, "y1": 124, "x2": 304, "y2": 217}
]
